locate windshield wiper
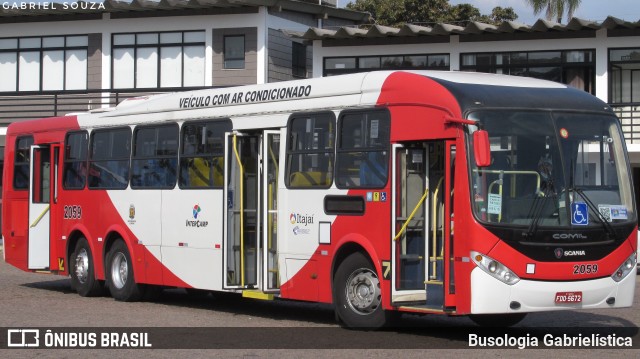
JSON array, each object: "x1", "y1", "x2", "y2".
[
  {"x1": 525, "y1": 185, "x2": 557, "y2": 239},
  {"x1": 573, "y1": 187, "x2": 617, "y2": 240}
]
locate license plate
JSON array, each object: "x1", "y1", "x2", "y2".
[{"x1": 555, "y1": 291, "x2": 582, "y2": 303}]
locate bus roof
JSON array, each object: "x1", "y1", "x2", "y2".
[
  {"x1": 84, "y1": 70, "x2": 609, "y2": 122},
  {"x1": 8, "y1": 71, "x2": 613, "y2": 135}
]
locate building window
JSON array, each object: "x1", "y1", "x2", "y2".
[
  {"x1": 0, "y1": 36, "x2": 88, "y2": 92},
  {"x1": 131, "y1": 124, "x2": 179, "y2": 189},
  {"x1": 610, "y1": 48, "x2": 640, "y2": 104},
  {"x1": 179, "y1": 120, "x2": 231, "y2": 189},
  {"x1": 286, "y1": 112, "x2": 335, "y2": 188},
  {"x1": 461, "y1": 50, "x2": 595, "y2": 94},
  {"x1": 89, "y1": 128, "x2": 131, "y2": 190},
  {"x1": 224, "y1": 35, "x2": 245, "y2": 69},
  {"x1": 13, "y1": 136, "x2": 33, "y2": 190},
  {"x1": 63, "y1": 131, "x2": 88, "y2": 190},
  {"x1": 336, "y1": 110, "x2": 390, "y2": 189},
  {"x1": 324, "y1": 54, "x2": 449, "y2": 76},
  {"x1": 112, "y1": 31, "x2": 205, "y2": 89},
  {"x1": 292, "y1": 42, "x2": 307, "y2": 78}
]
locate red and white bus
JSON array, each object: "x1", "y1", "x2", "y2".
[{"x1": 2, "y1": 71, "x2": 637, "y2": 328}]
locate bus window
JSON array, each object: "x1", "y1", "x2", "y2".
[
  {"x1": 14, "y1": 136, "x2": 34, "y2": 190},
  {"x1": 63, "y1": 131, "x2": 88, "y2": 190},
  {"x1": 88, "y1": 128, "x2": 131, "y2": 190},
  {"x1": 179, "y1": 120, "x2": 231, "y2": 189},
  {"x1": 336, "y1": 110, "x2": 390, "y2": 188},
  {"x1": 286, "y1": 112, "x2": 335, "y2": 188},
  {"x1": 131, "y1": 124, "x2": 179, "y2": 189}
]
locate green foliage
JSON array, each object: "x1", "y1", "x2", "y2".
[
  {"x1": 346, "y1": 0, "x2": 518, "y2": 27},
  {"x1": 525, "y1": 0, "x2": 582, "y2": 23}
]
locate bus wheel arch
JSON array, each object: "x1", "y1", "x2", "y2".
[{"x1": 331, "y1": 242, "x2": 388, "y2": 328}]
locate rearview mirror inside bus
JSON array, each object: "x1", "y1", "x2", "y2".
[{"x1": 473, "y1": 130, "x2": 491, "y2": 167}]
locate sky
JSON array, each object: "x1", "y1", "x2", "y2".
[
  {"x1": 339, "y1": 1, "x2": 640, "y2": 25},
  {"x1": 449, "y1": 0, "x2": 640, "y2": 24}
]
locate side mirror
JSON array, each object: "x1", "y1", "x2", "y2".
[{"x1": 473, "y1": 130, "x2": 491, "y2": 167}]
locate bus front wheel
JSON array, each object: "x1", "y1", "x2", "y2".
[
  {"x1": 106, "y1": 240, "x2": 144, "y2": 301},
  {"x1": 333, "y1": 252, "x2": 388, "y2": 329},
  {"x1": 70, "y1": 238, "x2": 103, "y2": 297}
]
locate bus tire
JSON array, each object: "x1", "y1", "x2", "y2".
[
  {"x1": 333, "y1": 252, "x2": 387, "y2": 329},
  {"x1": 469, "y1": 313, "x2": 527, "y2": 327},
  {"x1": 106, "y1": 240, "x2": 144, "y2": 302},
  {"x1": 70, "y1": 238, "x2": 103, "y2": 297}
]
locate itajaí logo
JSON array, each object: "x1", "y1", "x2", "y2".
[
  {"x1": 186, "y1": 204, "x2": 208, "y2": 228},
  {"x1": 290, "y1": 213, "x2": 314, "y2": 226}
]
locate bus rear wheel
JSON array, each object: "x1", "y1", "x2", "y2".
[
  {"x1": 70, "y1": 238, "x2": 103, "y2": 297},
  {"x1": 333, "y1": 252, "x2": 388, "y2": 329},
  {"x1": 106, "y1": 240, "x2": 144, "y2": 301}
]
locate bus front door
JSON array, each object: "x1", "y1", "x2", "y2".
[
  {"x1": 392, "y1": 141, "x2": 454, "y2": 311},
  {"x1": 28, "y1": 144, "x2": 61, "y2": 270},
  {"x1": 223, "y1": 131, "x2": 281, "y2": 294}
]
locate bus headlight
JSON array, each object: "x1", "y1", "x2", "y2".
[
  {"x1": 611, "y1": 253, "x2": 636, "y2": 282},
  {"x1": 471, "y1": 251, "x2": 520, "y2": 285}
]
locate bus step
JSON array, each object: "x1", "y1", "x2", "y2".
[{"x1": 242, "y1": 290, "x2": 274, "y2": 301}]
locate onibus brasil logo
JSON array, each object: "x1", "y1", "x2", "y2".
[{"x1": 186, "y1": 204, "x2": 208, "y2": 227}]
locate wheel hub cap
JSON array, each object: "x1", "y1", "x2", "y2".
[
  {"x1": 74, "y1": 248, "x2": 89, "y2": 284},
  {"x1": 110, "y1": 252, "x2": 128, "y2": 290},
  {"x1": 346, "y1": 269, "x2": 381, "y2": 315}
]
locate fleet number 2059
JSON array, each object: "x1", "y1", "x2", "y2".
[
  {"x1": 573, "y1": 264, "x2": 598, "y2": 275},
  {"x1": 63, "y1": 205, "x2": 82, "y2": 219}
]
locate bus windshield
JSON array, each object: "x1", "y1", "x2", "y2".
[{"x1": 468, "y1": 110, "x2": 635, "y2": 230}]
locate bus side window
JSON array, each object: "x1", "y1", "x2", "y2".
[
  {"x1": 13, "y1": 135, "x2": 34, "y2": 190},
  {"x1": 63, "y1": 131, "x2": 88, "y2": 190},
  {"x1": 131, "y1": 124, "x2": 179, "y2": 189},
  {"x1": 88, "y1": 128, "x2": 131, "y2": 190},
  {"x1": 179, "y1": 120, "x2": 231, "y2": 189},
  {"x1": 335, "y1": 110, "x2": 390, "y2": 189},
  {"x1": 286, "y1": 112, "x2": 335, "y2": 189}
]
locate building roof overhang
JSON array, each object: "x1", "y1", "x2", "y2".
[
  {"x1": 296, "y1": 16, "x2": 640, "y2": 42},
  {"x1": 0, "y1": 0, "x2": 371, "y2": 23}
]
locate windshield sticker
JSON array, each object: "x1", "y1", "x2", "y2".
[
  {"x1": 571, "y1": 202, "x2": 589, "y2": 225},
  {"x1": 598, "y1": 205, "x2": 627, "y2": 222},
  {"x1": 487, "y1": 193, "x2": 502, "y2": 215},
  {"x1": 559, "y1": 128, "x2": 569, "y2": 139}
]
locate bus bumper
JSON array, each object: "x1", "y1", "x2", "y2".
[{"x1": 470, "y1": 267, "x2": 636, "y2": 314}]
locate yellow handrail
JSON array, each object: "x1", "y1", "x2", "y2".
[
  {"x1": 431, "y1": 177, "x2": 445, "y2": 278},
  {"x1": 232, "y1": 134, "x2": 245, "y2": 287},
  {"x1": 30, "y1": 205, "x2": 50, "y2": 228},
  {"x1": 267, "y1": 138, "x2": 279, "y2": 251},
  {"x1": 394, "y1": 190, "x2": 428, "y2": 241}
]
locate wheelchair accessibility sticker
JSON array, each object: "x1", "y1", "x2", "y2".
[{"x1": 571, "y1": 202, "x2": 589, "y2": 226}]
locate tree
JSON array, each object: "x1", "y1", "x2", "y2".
[
  {"x1": 346, "y1": 0, "x2": 518, "y2": 27},
  {"x1": 525, "y1": 0, "x2": 582, "y2": 23}
]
